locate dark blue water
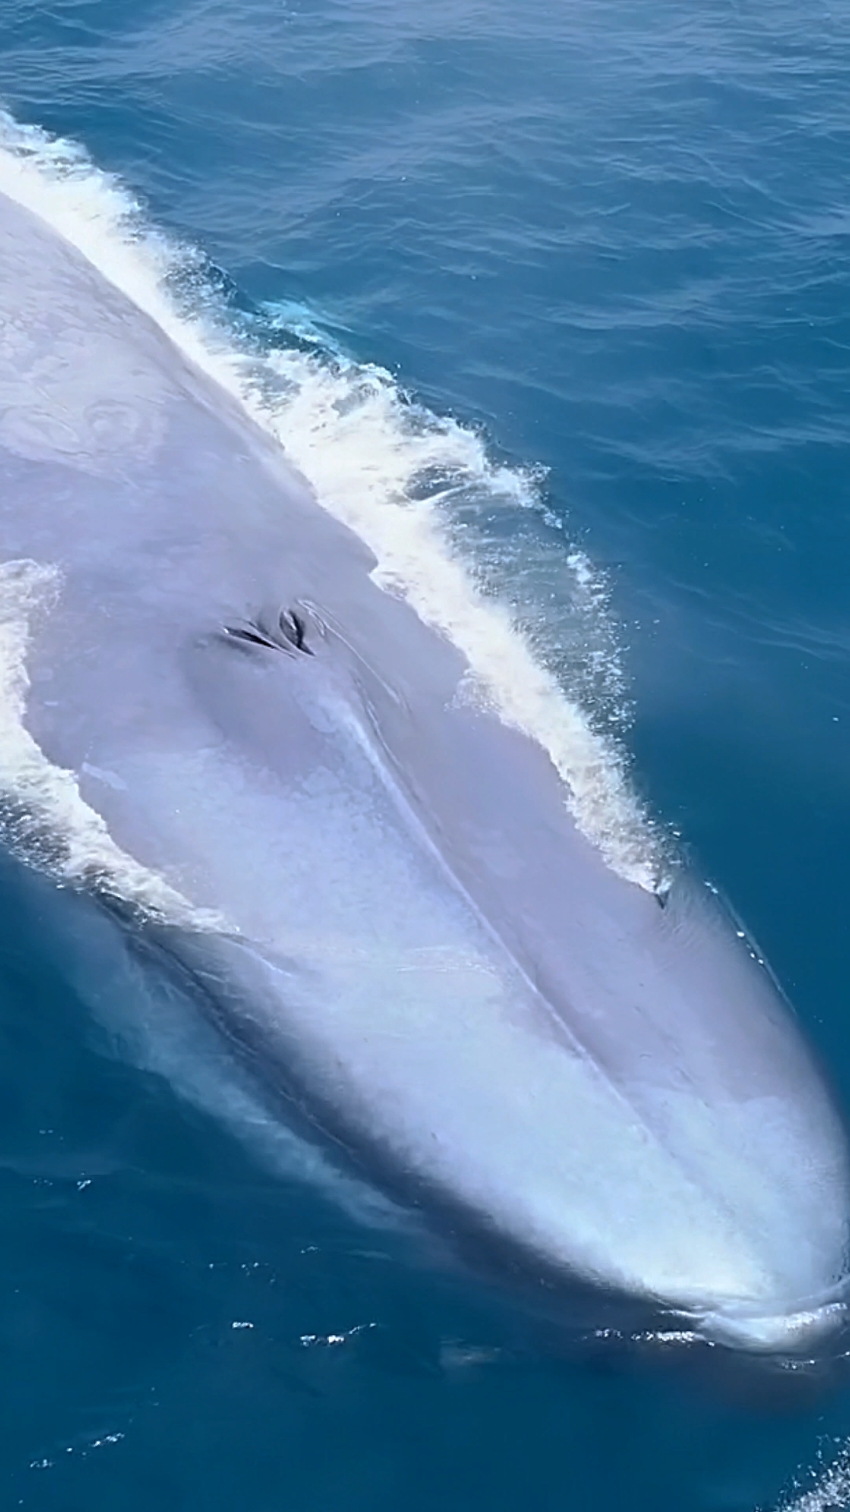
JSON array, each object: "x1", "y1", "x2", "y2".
[{"x1": 2, "y1": 1, "x2": 850, "y2": 1506}]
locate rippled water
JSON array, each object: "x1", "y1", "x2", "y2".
[{"x1": 2, "y1": 1, "x2": 850, "y2": 1507}]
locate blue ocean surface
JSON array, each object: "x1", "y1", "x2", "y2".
[{"x1": 1, "y1": 0, "x2": 850, "y2": 1506}]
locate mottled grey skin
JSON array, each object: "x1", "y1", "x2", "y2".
[{"x1": 0, "y1": 188, "x2": 848, "y2": 1352}]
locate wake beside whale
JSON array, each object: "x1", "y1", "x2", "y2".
[{"x1": 0, "y1": 182, "x2": 848, "y2": 1355}]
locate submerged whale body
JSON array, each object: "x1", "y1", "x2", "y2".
[{"x1": 0, "y1": 185, "x2": 848, "y2": 1355}]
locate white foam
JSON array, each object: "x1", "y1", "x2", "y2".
[
  {"x1": 772, "y1": 1441, "x2": 850, "y2": 1512},
  {"x1": 0, "y1": 110, "x2": 667, "y2": 890},
  {"x1": 0, "y1": 557, "x2": 220, "y2": 925}
]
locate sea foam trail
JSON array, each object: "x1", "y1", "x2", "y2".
[
  {"x1": 0, "y1": 558, "x2": 222, "y2": 925},
  {"x1": 771, "y1": 1442, "x2": 850, "y2": 1512},
  {"x1": 0, "y1": 109, "x2": 667, "y2": 890}
]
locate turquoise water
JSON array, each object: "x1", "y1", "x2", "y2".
[{"x1": 2, "y1": 0, "x2": 850, "y2": 1506}]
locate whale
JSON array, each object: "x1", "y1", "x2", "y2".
[{"x1": 0, "y1": 181, "x2": 848, "y2": 1356}]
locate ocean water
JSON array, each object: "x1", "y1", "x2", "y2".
[{"x1": 1, "y1": 0, "x2": 850, "y2": 1507}]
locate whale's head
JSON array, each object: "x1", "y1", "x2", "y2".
[{"x1": 0, "y1": 179, "x2": 847, "y2": 1360}]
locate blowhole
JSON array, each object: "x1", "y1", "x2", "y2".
[{"x1": 223, "y1": 606, "x2": 313, "y2": 657}]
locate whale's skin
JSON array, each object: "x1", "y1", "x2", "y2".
[{"x1": 0, "y1": 187, "x2": 848, "y2": 1355}]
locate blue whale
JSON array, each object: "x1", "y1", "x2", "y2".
[{"x1": 0, "y1": 184, "x2": 848, "y2": 1354}]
